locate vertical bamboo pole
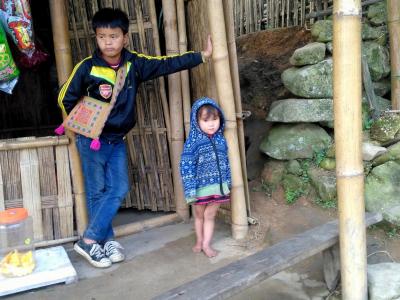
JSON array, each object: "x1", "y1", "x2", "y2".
[
  {"x1": 162, "y1": 0, "x2": 189, "y2": 221},
  {"x1": 207, "y1": 0, "x2": 248, "y2": 240},
  {"x1": 387, "y1": 0, "x2": 400, "y2": 109},
  {"x1": 176, "y1": 0, "x2": 191, "y2": 138},
  {"x1": 49, "y1": 0, "x2": 88, "y2": 235},
  {"x1": 223, "y1": 0, "x2": 251, "y2": 218},
  {"x1": 148, "y1": 0, "x2": 172, "y2": 149},
  {"x1": 333, "y1": 1, "x2": 367, "y2": 299}
]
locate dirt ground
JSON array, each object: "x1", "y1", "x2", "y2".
[{"x1": 237, "y1": 26, "x2": 312, "y2": 119}]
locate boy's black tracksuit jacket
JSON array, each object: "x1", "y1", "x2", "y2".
[{"x1": 58, "y1": 48, "x2": 203, "y2": 142}]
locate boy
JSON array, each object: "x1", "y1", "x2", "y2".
[{"x1": 58, "y1": 8, "x2": 212, "y2": 268}]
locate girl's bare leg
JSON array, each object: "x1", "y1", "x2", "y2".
[
  {"x1": 193, "y1": 205, "x2": 206, "y2": 253},
  {"x1": 202, "y1": 203, "x2": 220, "y2": 257}
]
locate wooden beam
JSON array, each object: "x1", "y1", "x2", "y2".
[{"x1": 155, "y1": 212, "x2": 382, "y2": 300}]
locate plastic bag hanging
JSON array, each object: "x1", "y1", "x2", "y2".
[
  {"x1": 0, "y1": 0, "x2": 48, "y2": 67},
  {"x1": 0, "y1": 23, "x2": 19, "y2": 94}
]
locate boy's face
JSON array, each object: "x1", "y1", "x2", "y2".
[
  {"x1": 198, "y1": 110, "x2": 220, "y2": 136},
  {"x1": 95, "y1": 27, "x2": 128, "y2": 62}
]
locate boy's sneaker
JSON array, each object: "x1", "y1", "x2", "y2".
[
  {"x1": 74, "y1": 239, "x2": 112, "y2": 268},
  {"x1": 104, "y1": 240, "x2": 125, "y2": 263}
]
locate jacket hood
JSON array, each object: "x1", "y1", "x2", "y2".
[{"x1": 189, "y1": 97, "x2": 225, "y2": 137}]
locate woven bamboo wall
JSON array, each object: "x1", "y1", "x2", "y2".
[
  {"x1": 234, "y1": 0, "x2": 333, "y2": 35},
  {"x1": 67, "y1": 0, "x2": 174, "y2": 212},
  {"x1": 234, "y1": 0, "x2": 384, "y2": 36},
  {"x1": 0, "y1": 136, "x2": 74, "y2": 242}
]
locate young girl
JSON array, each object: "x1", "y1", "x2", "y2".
[{"x1": 180, "y1": 97, "x2": 231, "y2": 258}]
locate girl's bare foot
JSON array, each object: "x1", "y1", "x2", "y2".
[
  {"x1": 202, "y1": 246, "x2": 218, "y2": 258},
  {"x1": 192, "y1": 244, "x2": 202, "y2": 253}
]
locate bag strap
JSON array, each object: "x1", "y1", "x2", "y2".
[{"x1": 108, "y1": 64, "x2": 127, "y2": 109}]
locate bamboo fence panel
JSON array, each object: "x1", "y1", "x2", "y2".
[
  {"x1": 0, "y1": 136, "x2": 74, "y2": 242},
  {"x1": 55, "y1": 146, "x2": 74, "y2": 239},
  {"x1": 232, "y1": 0, "x2": 386, "y2": 35},
  {"x1": 37, "y1": 147, "x2": 57, "y2": 240},
  {"x1": 67, "y1": 0, "x2": 175, "y2": 212},
  {"x1": 233, "y1": 0, "x2": 337, "y2": 35},
  {"x1": 20, "y1": 138, "x2": 44, "y2": 241}
]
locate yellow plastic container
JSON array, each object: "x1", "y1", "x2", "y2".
[{"x1": 0, "y1": 208, "x2": 35, "y2": 277}]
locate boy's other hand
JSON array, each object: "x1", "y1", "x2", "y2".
[{"x1": 201, "y1": 35, "x2": 212, "y2": 60}]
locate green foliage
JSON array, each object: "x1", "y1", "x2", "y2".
[
  {"x1": 299, "y1": 159, "x2": 311, "y2": 183},
  {"x1": 285, "y1": 188, "x2": 304, "y2": 205},
  {"x1": 313, "y1": 148, "x2": 327, "y2": 166},
  {"x1": 314, "y1": 197, "x2": 337, "y2": 209},
  {"x1": 386, "y1": 227, "x2": 400, "y2": 239},
  {"x1": 363, "y1": 117, "x2": 374, "y2": 131}
]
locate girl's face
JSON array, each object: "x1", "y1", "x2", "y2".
[
  {"x1": 198, "y1": 110, "x2": 220, "y2": 135},
  {"x1": 96, "y1": 27, "x2": 128, "y2": 63}
]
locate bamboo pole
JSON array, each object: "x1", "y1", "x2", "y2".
[
  {"x1": 176, "y1": 0, "x2": 192, "y2": 138},
  {"x1": 162, "y1": 0, "x2": 189, "y2": 221},
  {"x1": 34, "y1": 213, "x2": 181, "y2": 248},
  {"x1": 49, "y1": 0, "x2": 88, "y2": 235},
  {"x1": 333, "y1": 1, "x2": 367, "y2": 299},
  {"x1": 223, "y1": 0, "x2": 251, "y2": 219},
  {"x1": 0, "y1": 136, "x2": 69, "y2": 151},
  {"x1": 387, "y1": 0, "x2": 400, "y2": 109},
  {"x1": 148, "y1": 0, "x2": 172, "y2": 149},
  {"x1": 207, "y1": 0, "x2": 248, "y2": 240},
  {"x1": 114, "y1": 213, "x2": 180, "y2": 237}
]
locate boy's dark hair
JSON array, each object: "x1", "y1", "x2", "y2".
[
  {"x1": 197, "y1": 104, "x2": 220, "y2": 120},
  {"x1": 92, "y1": 8, "x2": 129, "y2": 34}
]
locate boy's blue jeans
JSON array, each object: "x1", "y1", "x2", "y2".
[{"x1": 75, "y1": 135, "x2": 130, "y2": 243}]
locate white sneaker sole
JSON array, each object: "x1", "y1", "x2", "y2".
[
  {"x1": 109, "y1": 253, "x2": 125, "y2": 263},
  {"x1": 74, "y1": 243, "x2": 112, "y2": 268}
]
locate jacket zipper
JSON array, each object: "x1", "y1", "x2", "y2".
[{"x1": 209, "y1": 136, "x2": 225, "y2": 196}]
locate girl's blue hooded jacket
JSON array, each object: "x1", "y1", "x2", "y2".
[{"x1": 180, "y1": 97, "x2": 231, "y2": 204}]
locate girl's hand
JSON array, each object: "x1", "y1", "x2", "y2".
[{"x1": 201, "y1": 35, "x2": 212, "y2": 60}]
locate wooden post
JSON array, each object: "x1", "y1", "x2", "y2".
[
  {"x1": 223, "y1": 0, "x2": 251, "y2": 218},
  {"x1": 207, "y1": 0, "x2": 248, "y2": 239},
  {"x1": 176, "y1": 0, "x2": 192, "y2": 138},
  {"x1": 162, "y1": 0, "x2": 189, "y2": 221},
  {"x1": 49, "y1": 0, "x2": 88, "y2": 235},
  {"x1": 333, "y1": 1, "x2": 367, "y2": 299},
  {"x1": 387, "y1": 0, "x2": 400, "y2": 109}
]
